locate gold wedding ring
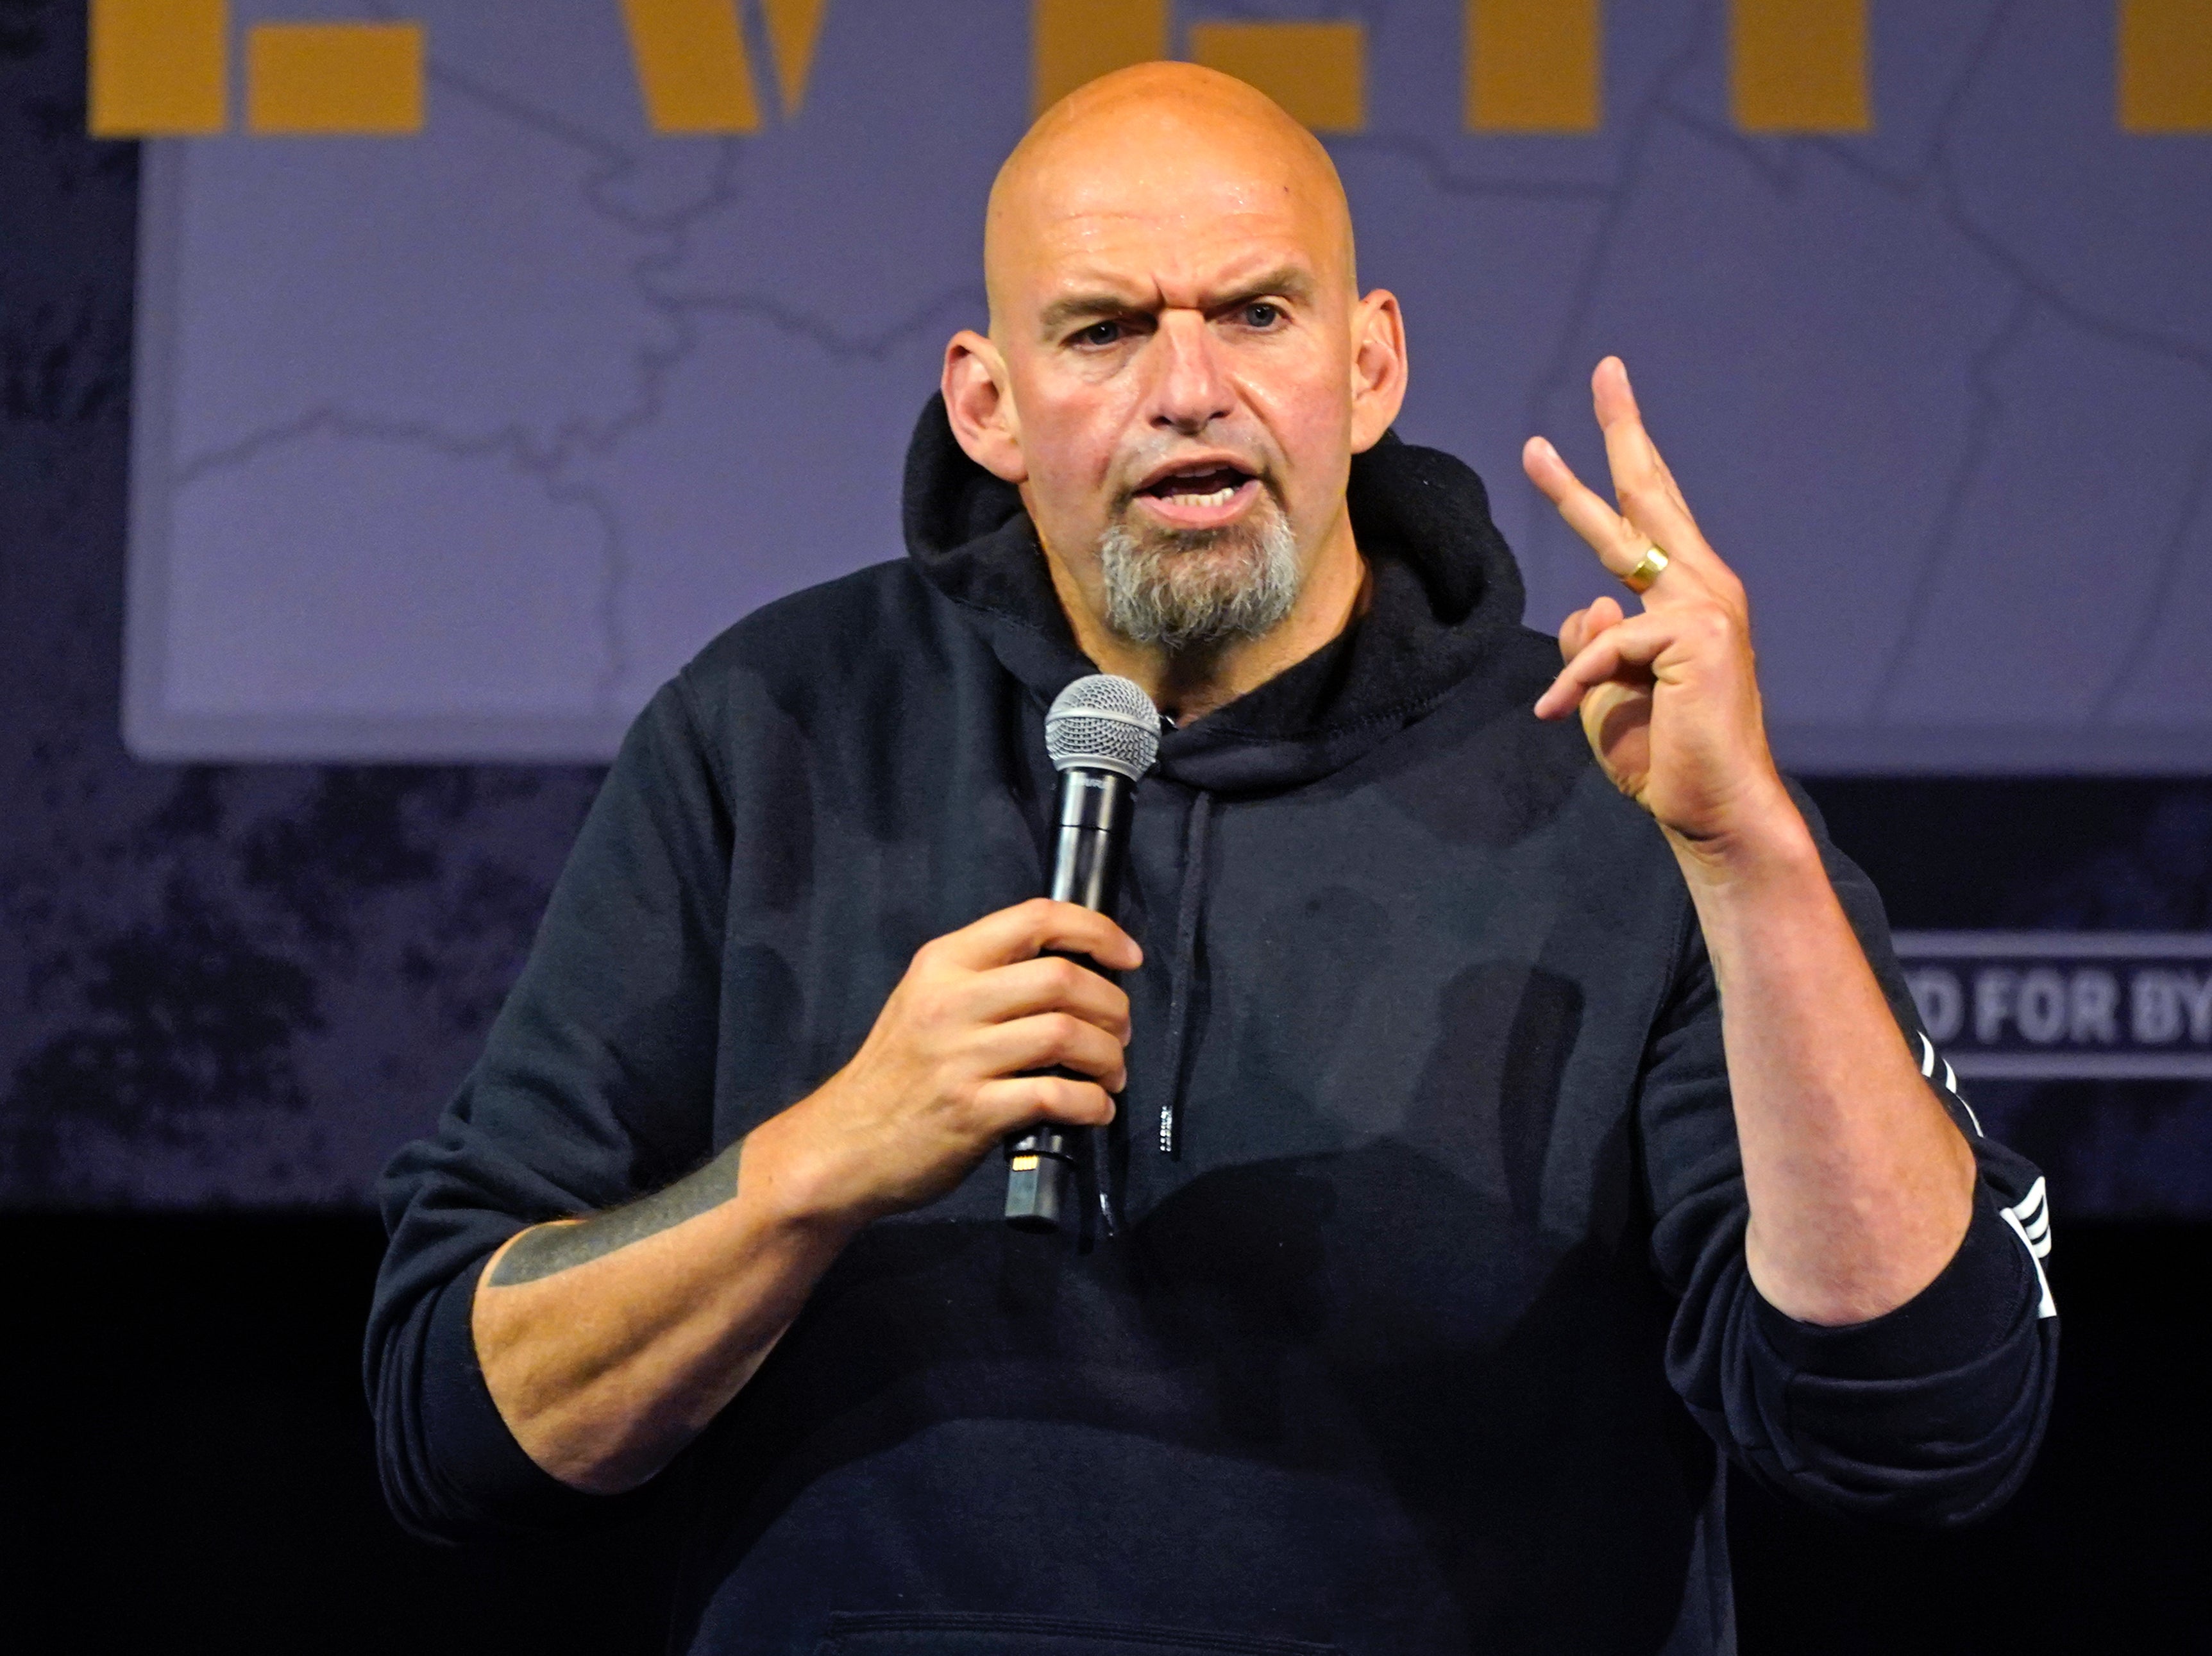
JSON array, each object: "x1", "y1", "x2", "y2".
[{"x1": 1623, "y1": 543, "x2": 1669, "y2": 593}]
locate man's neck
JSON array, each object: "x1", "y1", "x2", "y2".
[{"x1": 1047, "y1": 510, "x2": 1369, "y2": 725}]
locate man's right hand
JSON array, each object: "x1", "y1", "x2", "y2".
[
  {"x1": 473, "y1": 897, "x2": 1142, "y2": 1493},
  {"x1": 754, "y1": 898, "x2": 1142, "y2": 1229}
]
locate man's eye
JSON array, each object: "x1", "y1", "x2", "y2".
[
  {"x1": 1075, "y1": 321, "x2": 1123, "y2": 347},
  {"x1": 1243, "y1": 302, "x2": 1283, "y2": 328}
]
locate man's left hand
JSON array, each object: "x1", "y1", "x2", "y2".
[
  {"x1": 1526, "y1": 358, "x2": 1979, "y2": 1326},
  {"x1": 1524, "y1": 357, "x2": 1793, "y2": 853}
]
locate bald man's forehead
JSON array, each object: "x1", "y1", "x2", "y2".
[
  {"x1": 1017, "y1": 151, "x2": 1337, "y2": 255},
  {"x1": 1027, "y1": 212, "x2": 1323, "y2": 305},
  {"x1": 986, "y1": 119, "x2": 1355, "y2": 330}
]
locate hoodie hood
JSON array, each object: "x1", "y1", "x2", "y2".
[{"x1": 901, "y1": 393, "x2": 1528, "y2": 795}]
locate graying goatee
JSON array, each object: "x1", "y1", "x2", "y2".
[{"x1": 1097, "y1": 508, "x2": 1301, "y2": 652}]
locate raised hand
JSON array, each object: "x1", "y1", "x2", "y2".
[{"x1": 1523, "y1": 357, "x2": 1792, "y2": 852}]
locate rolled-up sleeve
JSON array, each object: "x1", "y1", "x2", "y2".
[
  {"x1": 1641, "y1": 824, "x2": 2058, "y2": 1528},
  {"x1": 364, "y1": 676, "x2": 732, "y2": 1541}
]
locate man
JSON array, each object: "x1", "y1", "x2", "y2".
[{"x1": 369, "y1": 64, "x2": 2055, "y2": 1654}]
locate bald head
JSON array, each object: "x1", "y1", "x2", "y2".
[{"x1": 984, "y1": 62, "x2": 1357, "y2": 335}]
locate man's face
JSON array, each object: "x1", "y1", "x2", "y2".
[{"x1": 965, "y1": 110, "x2": 1392, "y2": 652}]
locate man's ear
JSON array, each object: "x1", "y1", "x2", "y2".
[
  {"x1": 942, "y1": 331, "x2": 1028, "y2": 483},
  {"x1": 1347, "y1": 289, "x2": 1409, "y2": 453}
]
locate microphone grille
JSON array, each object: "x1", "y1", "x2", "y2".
[{"x1": 1045, "y1": 673, "x2": 1161, "y2": 781}]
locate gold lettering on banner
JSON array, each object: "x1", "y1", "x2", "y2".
[
  {"x1": 1032, "y1": 0, "x2": 1169, "y2": 114},
  {"x1": 82, "y1": 1, "x2": 2212, "y2": 142},
  {"x1": 1188, "y1": 21, "x2": 1366, "y2": 133},
  {"x1": 620, "y1": 0, "x2": 763, "y2": 132},
  {"x1": 761, "y1": 0, "x2": 831, "y2": 115},
  {"x1": 89, "y1": 0, "x2": 228, "y2": 135},
  {"x1": 1467, "y1": 0, "x2": 1601, "y2": 132},
  {"x1": 246, "y1": 23, "x2": 425, "y2": 135},
  {"x1": 2120, "y1": 0, "x2": 2212, "y2": 131},
  {"x1": 1732, "y1": 0, "x2": 1871, "y2": 132}
]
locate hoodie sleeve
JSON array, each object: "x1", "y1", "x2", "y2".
[
  {"x1": 1639, "y1": 806, "x2": 2057, "y2": 1527},
  {"x1": 364, "y1": 676, "x2": 733, "y2": 1541}
]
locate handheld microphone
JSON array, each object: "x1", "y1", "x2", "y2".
[{"x1": 1004, "y1": 673, "x2": 1161, "y2": 1232}]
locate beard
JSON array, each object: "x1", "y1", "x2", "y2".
[{"x1": 1096, "y1": 493, "x2": 1303, "y2": 653}]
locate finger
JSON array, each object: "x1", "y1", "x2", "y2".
[
  {"x1": 967, "y1": 954, "x2": 1132, "y2": 1043},
  {"x1": 1591, "y1": 359, "x2": 1731, "y2": 589},
  {"x1": 1524, "y1": 436, "x2": 1653, "y2": 584},
  {"x1": 934, "y1": 898, "x2": 1143, "y2": 974},
  {"x1": 1591, "y1": 357, "x2": 1645, "y2": 448},
  {"x1": 1559, "y1": 595, "x2": 1625, "y2": 663},
  {"x1": 976, "y1": 1011, "x2": 1129, "y2": 1092},
  {"x1": 1559, "y1": 605, "x2": 1587, "y2": 663},
  {"x1": 976, "y1": 1074, "x2": 1116, "y2": 1133},
  {"x1": 1523, "y1": 432, "x2": 1608, "y2": 522},
  {"x1": 1593, "y1": 359, "x2": 1690, "y2": 515},
  {"x1": 1616, "y1": 486, "x2": 1721, "y2": 607},
  {"x1": 1593, "y1": 357, "x2": 1682, "y2": 514},
  {"x1": 1532, "y1": 613, "x2": 1678, "y2": 720}
]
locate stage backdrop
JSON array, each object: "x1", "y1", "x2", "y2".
[
  {"x1": 6, "y1": 3, "x2": 2210, "y2": 1211},
  {"x1": 112, "y1": 0, "x2": 2212, "y2": 770}
]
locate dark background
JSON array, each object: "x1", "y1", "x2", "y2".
[{"x1": 3, "y1": 5, "x2": 2206, "y2": 1649}]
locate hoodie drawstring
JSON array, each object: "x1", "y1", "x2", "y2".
[{"x1": 1158, "y1": 789, "x2": 1216, "y2": 1157}]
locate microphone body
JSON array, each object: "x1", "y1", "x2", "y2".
[
  {"x1": 1004, "y1": 766, "x2": 1136, "y2": 1231},
  {"x1": 1005, "y1": 674, "x2": 1160, "y2": 1233},
  {"x1": 1047, "y1": 763, "x2": 1136, "y2": 912}
]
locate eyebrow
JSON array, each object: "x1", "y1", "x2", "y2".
[
  {"x1": 1038, "y1": 290, "x2": 1142, "y2": 335},
  {"x1": 1036, "y1": 264, "x2": 1319, "y2": 337}
]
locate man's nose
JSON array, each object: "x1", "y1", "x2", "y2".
[{"x1": 1147, "y1": 312, "x2": 1235, "y2": 435}]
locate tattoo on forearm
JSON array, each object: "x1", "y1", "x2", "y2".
[{"x1": 489, "y1": 1140, "x2": 745, "y2": 1287}]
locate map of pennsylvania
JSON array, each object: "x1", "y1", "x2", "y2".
[{"x1": 125, "y1": 0, "x2": 2212, "y2": 770}]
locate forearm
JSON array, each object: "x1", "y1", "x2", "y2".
[
  {"x1": 466, "y1": 899, "x2": 1138, "y2": 1495},
  {"x1": 471, "y1": 1105, "x2": 861, "y2": 1494},
  {"x1": 1671, "y1": 793, "x2": 1976, "y2": 1326}
]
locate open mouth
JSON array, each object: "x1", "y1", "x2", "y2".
[{"x1": 1136, "y1": 462, "x2": 1258, "y2": 510}]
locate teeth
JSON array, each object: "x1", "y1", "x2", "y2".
[{"x1": 1167, "y1": 486, "x2": 1237, "y2": 507}]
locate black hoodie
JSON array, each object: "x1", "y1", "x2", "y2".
[{"x1": 368, "y1": 401, "x2": 2057, "y2": 1656}]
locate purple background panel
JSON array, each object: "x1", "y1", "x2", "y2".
[{"x1": 122, "y1": 0, "x2": 2212, "y2": 769}]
